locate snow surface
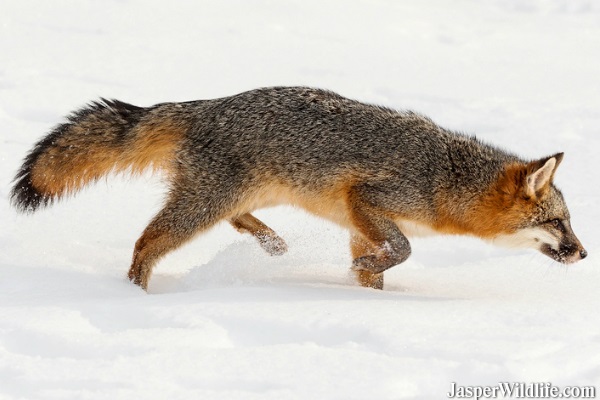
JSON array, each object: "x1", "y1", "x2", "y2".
[{"x1": 1, "y1": 1, "x2": 600, "y2": 399}]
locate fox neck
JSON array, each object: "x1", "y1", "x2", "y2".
[{"x1": 429, "y1": 161, "x2": 530, "y2": 239}]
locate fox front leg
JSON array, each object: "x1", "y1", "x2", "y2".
[
  {"x1": 347, "y1": 185, "x2": 411, "y2": 280},
  {"x1": 351, "y1": 221, "x2": 411, "y2": 275},
  {"x1": 350, "y1": 233, "x2": 384, "y2": 289}
]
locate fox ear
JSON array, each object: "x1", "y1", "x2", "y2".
[{"x1": 524, "y1": 153, "x2": 564, "y2": 198}]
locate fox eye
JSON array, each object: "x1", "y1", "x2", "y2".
[{"x1": 550, "y1": 219, "x2": 565, "y2": 232}]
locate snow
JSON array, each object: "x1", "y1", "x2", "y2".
[{"x1": 1, "y1": 1, "x2": 599, "y2": 399}]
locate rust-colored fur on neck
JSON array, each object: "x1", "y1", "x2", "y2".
[{"x1": 459, "y1": 162, "x2": 536, "y2": 238}]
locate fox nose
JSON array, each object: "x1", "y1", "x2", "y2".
[{"x1": 580, "y1": 249, "x2": 588, "y2": 259}]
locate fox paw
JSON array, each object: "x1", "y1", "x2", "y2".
[
  {"x1": 351, "y1": 255, "x2": 392, "y2": 274},
  {"x1": 257, "y1": 234, "x2": 288, "y2": 256},
  {"x1": 353, "y1": 269, "x2": 384, "y2": 290}
]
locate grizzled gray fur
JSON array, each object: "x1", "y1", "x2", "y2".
[{"x1": 11, "y1": 87, "x2": 586, "y2": 291}]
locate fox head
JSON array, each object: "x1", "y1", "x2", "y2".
[{"x1": 480, "y1": 153, "x2": 587, "y2": 264}]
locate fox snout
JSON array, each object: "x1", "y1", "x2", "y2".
[
  {"x1": 491, "y1": 219, "x2": 587, "y2": 265},
  {"x1": 541, "y1": 240, "x2": 587, "y2": 264},
  {"x1": 538, "y1": 219, "x2": 587, "y2": 264}
]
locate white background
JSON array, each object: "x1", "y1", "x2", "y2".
[{"x1": 1, "y1": 1, "x2": 599, "y2": 399}]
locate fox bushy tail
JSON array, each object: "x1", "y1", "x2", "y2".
[{"x1": 11, "y1": 99, "x2": 183, "y2": 213}]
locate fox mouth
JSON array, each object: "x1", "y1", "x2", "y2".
[{"x1": 540, "y1": 243, "x2": 583, "y2": 264}]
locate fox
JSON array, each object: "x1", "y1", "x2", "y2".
[{"x1": 11, "y1": 86, "x2": 587, "y2": 291}]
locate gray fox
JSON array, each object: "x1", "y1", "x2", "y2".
[{"x1": 11, "y1": 87, "x2": 587, "y2": 291}]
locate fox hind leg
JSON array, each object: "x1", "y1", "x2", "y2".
[
  {"x1": 128, "y1": 190, "x2": 236, "y2": 290},
  {"x1": 230, "y1": 213, "x2": 288, "y2": 256}
]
